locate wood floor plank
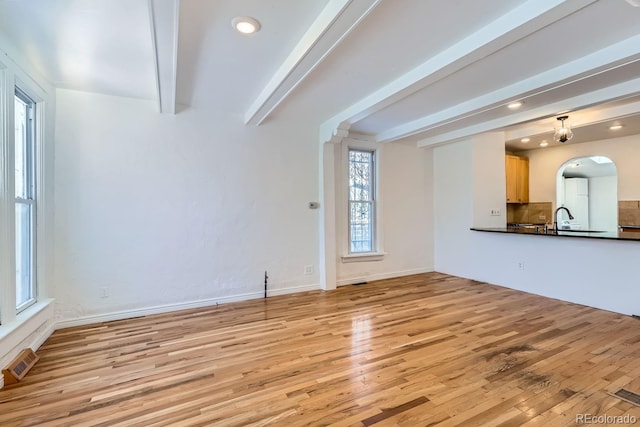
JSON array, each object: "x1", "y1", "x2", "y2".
[{"x1": 1, "y1": 272, "x2": 639, "y2": 426}]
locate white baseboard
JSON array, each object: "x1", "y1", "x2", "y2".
[
  {"x1": 32, "y1": 321, "x2": 57, "y2": 351},
  {"x1": 56, "y1": 283, "x2": 319, "y2": 329},
  {"x1": 336, "y1": 267, "x2": 434, "y2": 286},
  {"x1": 265, "y1": 283, "x2": 319, "y2": 297}
]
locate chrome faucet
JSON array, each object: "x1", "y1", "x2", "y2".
[{"x1": 553, "y1": 206, "x2": 574, "y2": 234}]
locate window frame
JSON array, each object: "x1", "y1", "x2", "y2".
[
  {"x1": 341, "y1": 140, "x2": 385, "y2": 263},
  {"x1": 0, "y1": 51, "x2": 53, "y2": 345},
  {"x1": 14, "y1": 88, "x2": 37, "y2": 313},
  {"x1": 347, "y1": 148, "x2": 376, "y2": 254}
]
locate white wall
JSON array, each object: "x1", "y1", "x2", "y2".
[
  {"x1": 434, "y1": 133, "x2": 506, "y2": 278},
  {"x1": 434, "y1": 132, "x2": 640, "y2": 316},
  {"x1": 524, "y1": 134, "x2": 640, "y2": 203},
  {"x1": 472, "y1": 133, "x2": 508, "y2": 228},
  {"x1": 434, "y1": 140, "x2": 474, "y2": 278},
  {"x1": 336, "y1": 142, "x2": 434, "y2": 285},
  {"x1": 54, "y1": 89, "x2": 434, "y2": 325},
  {"x1": 54, "y1": 89, "x2": 321, "y2": 324}
]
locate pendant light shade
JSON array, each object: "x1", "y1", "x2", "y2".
[{"x1": 553, "y1": 116, "x2": 573, "y2": 143}]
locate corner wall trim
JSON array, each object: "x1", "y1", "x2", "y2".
[
  {"x1": 336, "y1": 267, "x2": 434, "y2": 286},
  {"x1": 56, "y1": 283, "x2": 320, "y2": 329}
]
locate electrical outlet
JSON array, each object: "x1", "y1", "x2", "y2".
[
  {"x1": 518, "y1": 261, "x2": 525, "y2": 270},
  {"x1": 100, "y1": 287, "x2": 109, "y2": 298},
  {"x1": 304, "y1": 265, "x2": 314, "y2": 275},
  {"x1": 490, "y1": 208, "x2": 501, "y2": 216}
]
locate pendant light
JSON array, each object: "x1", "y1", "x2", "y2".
[{"x1": 553, "y1": 115, "x2": 573, "y2": 143}]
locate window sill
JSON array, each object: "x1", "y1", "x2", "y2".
[
  {"x1": 0, "y1": 299, "x2": 54, "y2": 342},
  {"x1": 341, "y1": 252, "x2": 386, "y2": 263}
]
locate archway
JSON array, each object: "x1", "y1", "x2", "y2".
[{"x1": 556, "y1": 156, "x2": 617, "y2": 231}]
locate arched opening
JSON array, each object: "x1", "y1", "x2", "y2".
[{"x1": 555, "y1": 156, "x2": 618, "y2": 231}]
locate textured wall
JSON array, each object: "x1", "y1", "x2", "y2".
[
  {"x1": 335, "y1": 142, "x2": 434, "y2": 284},
  {"x1": 54, "y1": 90, "x2": 321, "y2": 321},
  {"x1": 53, "y1": 90, "x2": 435, "y2": 323}
]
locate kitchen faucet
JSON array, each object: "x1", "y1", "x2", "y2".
[{"x1": 553, "y1": 206, "x2": 574, "y2": 234}]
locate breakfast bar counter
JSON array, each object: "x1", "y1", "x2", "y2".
[{"x1": 471, "y1": 227, "x2": 640, "y2": 242}]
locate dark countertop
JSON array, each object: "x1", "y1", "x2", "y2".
[{"x1": 471, "y1": 227, "x2": 640, "y2": 241}]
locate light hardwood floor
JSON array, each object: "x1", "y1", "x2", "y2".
[{"x1": 1, "y1": 272, "x2": 639, "y2": 426}]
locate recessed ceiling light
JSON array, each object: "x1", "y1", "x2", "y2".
[
  {"x1": 520, "y1": 138, "x2": 530, "y2": 143},
  {"x1": 539, "y1": 141, "x2": 549, "y2": 147},
  {"x1": 508, "y1": 102, "x2": 523, "y2": 109},
  {"x1": 609, "y1": 124, "x2": 623, "y2": 130},
  {"x1": 232, "y1": 17, "x2": 261, "y2": 34}
]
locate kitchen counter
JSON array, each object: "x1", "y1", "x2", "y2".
[{"x1": 471, "y1": 227, "x2": 640, "y2": 241}]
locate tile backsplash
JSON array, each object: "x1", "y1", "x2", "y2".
[
  {"x1": 507, "y1": 202, "x2": 552, "y2": 225},
  {"x1": 508, "y1": 201, "x2": 640, "y2": 226},
  {"x1": 619, "y1": 200, "x2": 640, "y2": 226}
]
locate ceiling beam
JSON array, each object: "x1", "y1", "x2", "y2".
[
  {"x1": 416, "y1": 77, "x2": 640, "y2": 148},
  {"x1": 320, "y1": 0, "x2": 598, "y2": 143},
  {"x1": 377, "y1": 35, "x2": 640, "y2": 143},
  {"x1": 244, "y1": 0, "x2": 382, "y2": 126},
  {"x1": 148, "y1": 0, "x2": 180, "y2": 114}
]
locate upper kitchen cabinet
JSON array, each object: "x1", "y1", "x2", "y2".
[{"x1": 506, "y1": 155, "x2": 529, "y2": 204}]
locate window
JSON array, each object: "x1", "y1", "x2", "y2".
[
  {"x1": 15, "y1": 89, "x2": 36, "y2": 312},
  {"x1": 348, "y1": 149, "x2": 375, "y2": 253}
]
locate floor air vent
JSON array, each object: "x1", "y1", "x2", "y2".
[
  {"x1": 612, "y1": 388, "x2": 640, "y2": 406},
  {"x1": 2, "y1": 348, "x2": 39, "y2": 386}
]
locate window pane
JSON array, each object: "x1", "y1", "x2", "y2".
[
  {"x1": 349, "y1": 150, "x2": 372, "y2": 201},
  {"x1": 15, "y1": 96, "x2": 28, "y2": 199},
  {"x1": 16, "y1": 202, "x2": 34, "y2": 308},
  {"x1": 348, "y1": 149, "x2": 375, "y2": 253},
  {"x1": 15, "y1": 89, "x2": 36, "y2": 312},
  {"x1": 350, "y1": 202, "x2": 373, "y2": 253}
]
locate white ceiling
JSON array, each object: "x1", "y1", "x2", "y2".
[
  {"x1": 561, "y1": 156, "x2": 617, "y2": 178},
  {"x1": 0, "y1": 0, "x2": 156, "y2": 99},
  {"x1": 1, "y1": 0, "x2": 640, "y2": 147},
  {"x1": 504, "y1": 95, "x2": 640, "y2": 152}
]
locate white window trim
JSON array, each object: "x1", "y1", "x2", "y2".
[
  {"x1": 0, "y1": 43, "x2": 55, "y2": 387},
  {"x1": 0, "y1": 57, "x2": 51, "y2": 327},
  {"x1": 341, "y1": 252, "x2": 387, "y2": 263},
  {"x1": 339, "y1": 138, "x2": 385, "y2": 263},
  {"x1": 0, "y1": 64, "x2": 12, "y2": 325}
]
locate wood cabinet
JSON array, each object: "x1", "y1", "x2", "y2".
[
  {"x1": 621, "y1": 227, "x2": 640, "y2": 232},
  {"x1": 505, "y1": 155, "x2": 529, "y2": 203}
]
